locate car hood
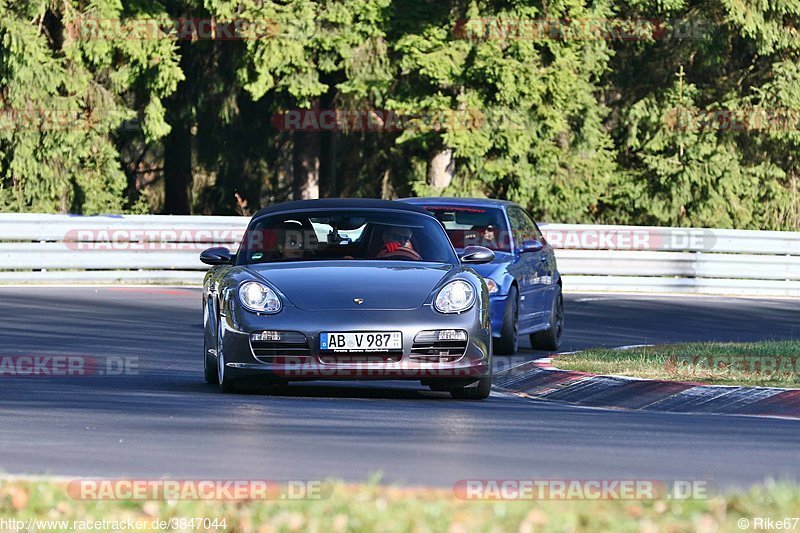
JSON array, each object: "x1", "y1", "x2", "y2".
[{"x1": 245, "y1": 261, "x2": 455, "y2": 310}]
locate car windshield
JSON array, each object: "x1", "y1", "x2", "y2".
[
  {"x1": 236, "y1": 209, "x2": 458, "y2": 264},
  {"x1": 419, "y1": 205, "x2": 511, "y2": 252}
]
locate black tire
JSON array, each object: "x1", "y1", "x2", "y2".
[
  {"x1": 494, "y1": 285, "x2": 518, "y2": 355},
  {"x1": 217, "y1": 319, "x2": 238, "y2": 393},
  {"x1": 530, "y1": 286, "x2": 564, "y2": 351},
  {"x1": 204, "y1": 344, "x2": 219, "y2": 384},
  {"x1": 203, "y1": 301, "x2": 219, "y2": 385},
  {"x1": 450, "y1": 370, "x2": 492, "y2": 400}
]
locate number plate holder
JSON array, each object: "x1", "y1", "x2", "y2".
[{"x1": 320, "y1": 332, "x2": 403, "y2": 352}]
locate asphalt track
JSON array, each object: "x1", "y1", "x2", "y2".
[{"x1": 0, "y1": 287, "x2": 798, "y2": 489}]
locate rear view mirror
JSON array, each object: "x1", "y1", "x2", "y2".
[
  {"x1": 520, "y1": 240, "x2": 543, "y2": 253},
  {"x1": 460, "y1": 245, "x2": 495, "y2": 264},
  {"x1": 200, "y1": 247, "x2": 234, "y2": 266}
]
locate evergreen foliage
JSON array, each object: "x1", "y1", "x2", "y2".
[{"x1": 0, "y1": 0, "x2": 798, "y2": 229}]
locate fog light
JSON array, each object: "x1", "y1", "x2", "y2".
[
  {"x1": 251, "y1": 331, "x2": 282, "y2": 342},
  {"x1": 437, "y1": 330, "x2": 467, "y2": 341}
]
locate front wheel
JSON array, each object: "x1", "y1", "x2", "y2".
[
  {"x1": 494, "y1": 286, "x2": 518, "y2": 355},
  {"x1": 203, "y1": 301, "x2": 219, "y2": 384},
  {"x1": 217, "y1": 319, "x2": 238, "y2": 393},
  {"x1": 450, "y1": 366, "x2": 492, "y2": 400},
  {"x1": 530, "y1": 286, "x2": 564, "y2": 351},
  {"x1": 204, "y1": 345, "x2": 219, "y2": 384}
]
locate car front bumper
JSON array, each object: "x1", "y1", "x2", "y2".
[{"x1": 218, "y1": 302, "x2": 491, "y2": 382}]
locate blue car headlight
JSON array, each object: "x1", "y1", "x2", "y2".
[
  {"x1": 434, "y1": 280, "x2": 476, "y2": 314},
  {"x1": 239, "y1": 281, "x2": 282, "y2": 313}
]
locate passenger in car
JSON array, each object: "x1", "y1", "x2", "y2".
[{"x1": 274, "y1": 221, "x2": 307, "y2": 261}]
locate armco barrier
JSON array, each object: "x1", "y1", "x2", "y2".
[
  {"x1": 1, "y1": 214, "x2": 799, "y2": 296},
  {"x1": 541, "y1": 224, "x2": 800, "y2": 296},
  {"x1": 0, "y1": 214, "x2": 244, "y2": 285}
]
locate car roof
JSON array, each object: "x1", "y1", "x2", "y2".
[
  {"x1": 252, "y1": 198, "x2": 432, "y2": 219},
  {"x1": 399, "y1": 197, "x2": 515, "y2": 209}
]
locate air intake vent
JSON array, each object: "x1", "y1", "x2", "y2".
[
  {"x1": 250, "y1": 331, "x2": 311, "y2": 362},
  {"x1": 410, "y1": 330, "x2": 468, "y2": 362}
]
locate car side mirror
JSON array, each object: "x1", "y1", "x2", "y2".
[
  {"x1": 520, "y1": 240, "x2": 544, "y2": 253},
  {"x1": 460, "y1": 245, "x2": 495, "y2": 264},
  {"x1": 200, "y1": 247, "x2": 234, "y2": 266}
]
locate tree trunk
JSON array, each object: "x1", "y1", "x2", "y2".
[
  {"x1": 428, "y1": 148, "x2": 454, "y2": 190},
  {"x1": 293, "y1": 131, "x2": 320, "y2": 200},
  {"x1": 381, "y1": 168, "x2": 395, "y2": 199},
  {"x1": 163, "y1": 121, "x2": 192, "y2": 214},
  {"x1": 318, "y1": 89, "x2": 337, "y2": 198},
  {"x1": 319, "y1": 130, "x2": 337, "y2": 198},
  {"x1": 163, "y1": 40, "x2": 193, "y2": 214}
]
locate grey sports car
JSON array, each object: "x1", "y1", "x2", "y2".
[{"x1": 200, "y1": 198, "x2": 495, "y2": 399}]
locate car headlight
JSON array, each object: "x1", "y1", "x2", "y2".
[
  {"x1": 434, "y1": 280, "x2": 476, "y2": 314},
  {"x1": 485, "y1": 279, "x2": 499, "y2": 294},
  {"x1": 239, "y1": 281, "x2": 282, "y2": 313}
]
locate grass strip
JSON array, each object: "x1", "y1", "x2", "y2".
[
  {"x1": 556, "y1": 340, "x2": 800, "y2": 387},
  {"x1": 1, "y1": 479, "x2": 799, "y2": 532}
]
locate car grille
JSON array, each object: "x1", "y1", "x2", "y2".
[
  {"x1": 250, "y1": 331, "x2": 311, "y2": 363},
  {"x1": 410, "y1": 331, "x2": 468, "y2": 363}
]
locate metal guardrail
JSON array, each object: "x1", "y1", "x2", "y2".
[
  {"x1": 0, "y1": 214, "x2": 243, "y2": 285},
  {"x1": 1, "y1": 214, "x2": 799, "y2": 296},
  {"x1": 539, "y1": 224, "x2": 800, "y2": 296}
]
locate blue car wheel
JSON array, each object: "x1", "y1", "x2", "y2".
[
  {"x1": 531, "y1": 285, "x2": 564, "y2": 351},
  {"x1": 494, "y1": 285, "x2": 518, "y2": 355}
]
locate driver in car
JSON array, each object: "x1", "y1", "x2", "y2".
[
  {"x1": 376, "y1": 226, "x2": 422, "y2": 260},
  {"x1": 480, "y1": 224, "x2": 497, "y2": 248}
]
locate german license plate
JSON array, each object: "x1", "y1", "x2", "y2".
[{"x1": 320, "y1": 332, "x2": 402, "y2": 352}]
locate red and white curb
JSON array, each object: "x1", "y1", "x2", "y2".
[{"x1": 494, "y1": 349, "x2": 800, "y2": 419}]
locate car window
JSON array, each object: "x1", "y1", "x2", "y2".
[
  {"x1": 311, "y1": 221, "x2": 367, "y2": 244},
  {"x1": 236, "y1": 210, "x2": 458, "y2": 264},
  {"x1": 420, "y1": 205, "x2": 511, "y2": 252},
  {"x1": 519, "y1": 209, "x2": 543, "y2": 240},
  {"x1": 507, "y1": 206, "x2": 541, "y2": 245}
]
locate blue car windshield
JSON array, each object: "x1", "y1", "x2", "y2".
[
  {"x1": 236, "y1": 209, "x2": 458, "y2": 264},
  {"x1": 419, "y1": 205, "x2": 512, "y2": 252}
]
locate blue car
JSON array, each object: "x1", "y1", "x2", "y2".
[{"x1": 401, "y1": 198, "x2": 563, "y2": 354}]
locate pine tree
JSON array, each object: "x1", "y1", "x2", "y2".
[{"x1": 0, "y1": 0, "x2": 182, "y2": 213}]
